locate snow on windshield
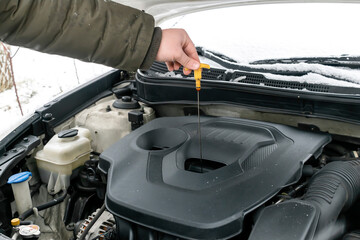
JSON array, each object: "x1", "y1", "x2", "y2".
[{"x1": 161, "y1": 3, "x2": 360, "y2": 87}]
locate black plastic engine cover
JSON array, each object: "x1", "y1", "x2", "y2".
[{"x1": 99, "y1": 116, "x2": 331, "y2": 239}]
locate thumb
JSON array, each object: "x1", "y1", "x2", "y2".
[{"x1": 176, "y1": 51, "x2": 200, "y2": 70}]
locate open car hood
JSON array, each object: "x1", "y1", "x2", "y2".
[{"x1": 114, "y1": 0, "x2": 360, "y2": 24}]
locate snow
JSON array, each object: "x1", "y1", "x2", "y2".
[
  {"x1": 225, "y1": 69, "x2": 235, "y2": 74},
  {"x1": 2, "y1": 3, "x2": 360, "y2": 139},
  {"x1": 200, "y1": 51, "x2": 360, "y2": 87},
  {"x1": 231, "y1": 76, "x2": 247, "y2": 82},
  {"x1": 0, "y1": 48, "x2": 111, "y2": 139},
  {"x1": 161, "y1": 3, "x2": 360, "y2": 63},
  {"x1": 200, "y1": 50, "x2": 360, "y2": 85},
  {"x1": 262, "y1": 72, "x2": 359, "y2": 88},
  {"x1": 248, "y1": 63, "x2": 360, "y2": 86},
  {"x1": 161, "y1": 3, "x2": 360, "y2": 87},
  {"x1": 156, "y1": 71, "x2": 184, "y2": 78}
]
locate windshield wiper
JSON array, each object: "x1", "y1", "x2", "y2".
[
  {"x1": 197, "y1": 47, "x2": 304, "y2": 76},
  {"x1": 251, "y1": 56, "x2": 360, "y2": 69},
  {"x1": 197, "y1": 47, "x2": 360, "y2": 84}
]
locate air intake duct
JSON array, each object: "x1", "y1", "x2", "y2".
[{"x1": 249, "y1": 160, "x2": 360, "y2": 240}]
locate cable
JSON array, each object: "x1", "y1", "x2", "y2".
[
  {"x1": 78, "y1": 204, "x2": 106, "y2": 240},
  {"x1": 19, "y1": 189, "x2": 67, "y2": 220},
  {"x1": 30, "y1": 182, "x2": 42, "y2": 197}
]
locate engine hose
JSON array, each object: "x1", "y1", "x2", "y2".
[
  {"x1": 19, "y1": 221, "x2": 33, "y2": 225},
  {"x1": 304, "y1": 160, "x2": 360, "y2": 240},
  {"x1": 78, "y1": 204, "x2": 106, "y2": 240},
  {"x1": 327, "y1": 156, "x2": 359, "y2": 162},
  {"x1": 325, "y1": 143, "x2": 348, "y2": 156},
  {"x1": 19, "y1": 189, "x2": 67, "y2": 220}
]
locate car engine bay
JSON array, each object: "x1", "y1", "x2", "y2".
[{"x1": 1, "y1": 64, "x2": 360, "y2": 240}]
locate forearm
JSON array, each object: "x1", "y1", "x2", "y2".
[{"x1": 0, "y1": 0, "x2": 159, "y2": 70}]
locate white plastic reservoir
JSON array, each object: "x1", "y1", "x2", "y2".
[
  {"x1": 8, "y1": 171, "x2": 32, "y2": 215},
  {"x1": 75, "y1": 96, "x2": 155, "y2": 152},
  {"x1": 35, "y1": 127, "x2": 91, "y2": 194}
]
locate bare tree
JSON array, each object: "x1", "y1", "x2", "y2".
[
  {"x1": 0, "y1": 42, "x2": 13, "y2": 92},
  {"x1": 0, "y1": 42, "x2": 23, "y2": 115}
]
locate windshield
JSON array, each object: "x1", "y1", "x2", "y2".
[{"x1": 160, "y1": 3, "x2": 360, "y2": 88}]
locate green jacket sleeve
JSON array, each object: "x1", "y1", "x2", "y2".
[{"x1": 0, "y1": 0, "x2": 162, "y2": 70}]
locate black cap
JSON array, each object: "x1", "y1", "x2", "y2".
[
  {"x1": 112, "y1": 96, "x2": 140, "y2": 109},
  {"x1": 58, "y1": 129, "x2": 78, "y2": 138}
]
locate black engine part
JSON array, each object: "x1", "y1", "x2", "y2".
[
  {"x1": 0, "y1": 189, "x2": 12, "y2": 235},
  {"x1": 344, "y1": 231, "x2": 360, "y2": 240},
  {"x1": 99, "y1": 116, "x2": 330, "y2": 239},
  {"x1": 250, "y1": 160, "x2": 360, "y2": 240}
]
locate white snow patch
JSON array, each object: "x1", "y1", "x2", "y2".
[
  {"x1": 262, "y1": 72, "x2": 360, "y2": 88},
  {"x1": 156, "y1": 71, "x2": 184, "y2": 78},
  {"x1": 231, "y1": 76, "x2": 247, "y2": 82},
  {"x1": 247, "y1": 63, "x2": 360, "y2": 85},
  {"x1": 225, "y1": 69, "x2": 235, "y2": 74},
  {"x1": 199, "y1": 56, "x2": 225, "y2": 69}
]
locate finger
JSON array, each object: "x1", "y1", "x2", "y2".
[
  {"x1": 173, "y1": 62, "x2": 181, "y2": 71},
  {"x1": 183, "y1": 38, "x2": 200, "y2": 63},
  {"x1": 176, "y1": 50, "x2": 200, "y2": 71},
  {"x1": 183, "y1": 67, "x2": 192, "y2": 75},
  {"x1": 166, "y1": 62, "x2": 174, "y2": 72}
]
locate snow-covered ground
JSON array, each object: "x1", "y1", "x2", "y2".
[
  {"x1": 1, "y1": 3, "x2": 360, "y2": 139},
  {"x1": 0, "y1": 48, "x2": 111, "y2": 139}
]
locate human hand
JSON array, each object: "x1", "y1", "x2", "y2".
[{"x1": 156, "y1": 29, "x2": 200, "y2": 75}]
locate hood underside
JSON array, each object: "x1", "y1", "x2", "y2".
[{"x1": 113, "y1": 0, "x2": 360, "y2": 24}]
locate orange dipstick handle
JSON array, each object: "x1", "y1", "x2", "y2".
[{"x1": 185, "y1": 63, "x2": 210, "y2": 91}]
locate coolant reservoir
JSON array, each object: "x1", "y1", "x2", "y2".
[
  {"x1": 75, "y1": 96, "x2": 155, "y2": 153},
  {"x1": 35, "y1": 127, "x2": 91, "y2": 194}
]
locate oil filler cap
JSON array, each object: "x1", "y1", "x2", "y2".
[
  {"x1": 113, "y1": 96, "x2": 140, "y2": 109},
  {"x1": 7, "y1": 172, "x2": 32, "y2": 184}
]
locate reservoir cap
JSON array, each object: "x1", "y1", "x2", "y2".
[
  {"x1": 7, "y1": 172, "x2": 32, "y2": 184},
  {"x1": 113, "y1": 96, "x2": 140, "y2": 109},
  {"x1": 11, "y1": 218, "x2": 20, "y2": 226},
  {"x1": 58, "y1": 129, "x2": 79, "y2": 138}
]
